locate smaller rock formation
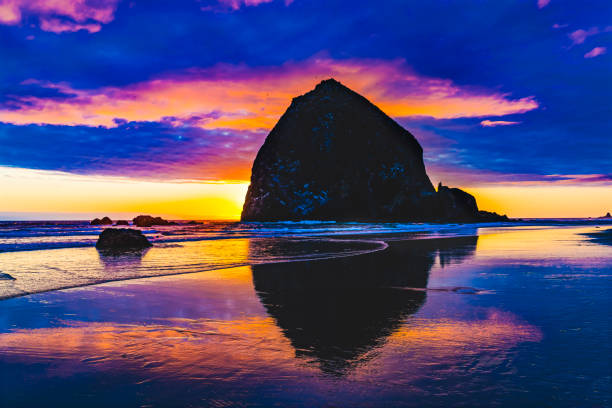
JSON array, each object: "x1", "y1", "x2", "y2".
[
  {"x1": 115, "y1": 220, "x2": 129, "y2": 226},
  {"x1": 477, "y1": 210, "x2": 509, "y2": 222},
  {"x1": 436, "y1": 183, "x2": 478, "y2": 221},
  {"x1": 0, "y1": 272, "x2": 16, "y2": 281},
  {"x1": 436, "y1": 183, "x2": 508, "y2": 222},
  {"x1": 187, "y1": 221, "x2": 203, "y2": 225},
  {"x1": 132, "y1": 215, "x2": 171, "y2": 227},
  {"x1": 598, "y1": 212, "x2": 612, "y2": 219},
  {"x1": 91, "y1": 216, "x2": 113, "y2": 226},
  {"x1": 95, "y1": 228, "x2": 152, "y2": 250}
]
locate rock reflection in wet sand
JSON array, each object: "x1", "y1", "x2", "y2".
[{"x1": 0, "y1": 235, "x2": 546, "y2": 407}]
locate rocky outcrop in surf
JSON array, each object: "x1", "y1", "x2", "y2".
[
  {"x1": 132, "y1": 215, "x2": 175, "y2": 227},
  {"x1": 95, "y1": 228, "x2": 152, "y2": 250},
  {"x1": 241, "y1": 78, "x2": 508, "y2": 222},
  {"x1": 91, "y1": 216, "x2": 113, "y2": 226}
]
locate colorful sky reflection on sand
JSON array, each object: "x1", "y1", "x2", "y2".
[
  {"x1": 1, "y1": 225, "x2": 610, "y2": 405},
  {"x1": 0, "y1": 263, "x2": 541, "y2": 382},
  {"x1": 0, "y1": 0, "x2": 610, "y2": 219}
]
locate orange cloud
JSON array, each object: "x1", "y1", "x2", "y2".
[
  {"x1": 0, "y1": 57, "x2": 538, "y2": 130},
  {"x1": 0, "y1": 0, "x2": 119, "y2": 32}
]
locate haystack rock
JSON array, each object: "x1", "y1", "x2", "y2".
[{"x1": 241, "y1": 78, "x2": 507, "y2": 222}]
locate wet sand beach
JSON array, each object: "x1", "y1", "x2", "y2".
[{"x1": 0, "y1": 225, "x2": 611, "y2": 407}]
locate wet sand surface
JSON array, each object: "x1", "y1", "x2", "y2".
[{"x1": 0, "y1": 226, "x2": 611, "y2": 407}]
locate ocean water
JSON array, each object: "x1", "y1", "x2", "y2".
[
  {"x1": 0, "y1": 220, "x2": 514, "y2": 299},
  {"x1": 0, "y1": 220, "x2": 611, "y2": 406}
]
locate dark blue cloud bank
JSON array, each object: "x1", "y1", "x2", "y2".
[
  {"x1": 0, "y1": 120, "x2": 265, "y2": 180},
  {"x1": 0, "y1": 0, "x2": 610, "y2": 184}
]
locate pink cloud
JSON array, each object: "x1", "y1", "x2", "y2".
[
  {"x1": 0, "y1": 0, "x2": 120, "y2": 33},
  {"x1": 39, "y1": 17, "x2": 102, "y2": 33},
  {"x1": 537, "y1": 0, "x2": 550, "y2": 9},
  {"x1": 0, "y1": 57, "x2": 538, "y2": 130},
  {"x1": 568, "y1": 27, "x2": 599, "y2": 45},
  {"x1": 218, "y1": 0, "x2": 273, "y2": 9},
  {"x1": 584, "y1": 46, "x2": 606, "y2": 58},
  {"x1": 215, "y1": 0, "x2": 293, "y2": 10},
  {"x1": 480, "y1": 120, "x2": 521, "y2": 127}
]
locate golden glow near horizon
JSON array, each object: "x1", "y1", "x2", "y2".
[
  {"x1": 0, "y1": 167, "x2": 248, "y2": 220},
  {"x1": 465, "y1": 186, "x2": 612, "y2": 218},
  {"x1": 1, "y1": 166, "x2": 610, "y2": 220}
]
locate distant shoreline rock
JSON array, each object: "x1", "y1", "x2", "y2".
[
  {"x1": 132, "y1": 215, "x2": 177, "y2": 227},
  {"x1": 91, "y1": 216, "x2": 113, "y2": 226},
  {"x1": 598, "y1": 212, "x2": 611, "y2": 219},
  {"x1": 95, "y1": 228, "x2": 152, "y2": 250},
  {"x1": 115, "y1": 220, "x2": 129, "y2": 226},
  {"x1": 241, "y1": 78, "x2": 509, "y2": 223}
]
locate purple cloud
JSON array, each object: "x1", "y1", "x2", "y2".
[
  {"x1": 537, "y1": 0, "x2": 550, "y2": 9},
  {"x1": 584, "y1": 47, "x2": 606, "y2": 58},
  {"x1": 568, "y1": 27, "x2": 599, "y2": 45}
]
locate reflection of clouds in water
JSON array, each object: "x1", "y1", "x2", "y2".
[
  {"x1": 357, "y1": 308, "x2": 543, "y2": 384},
  {"x1": 0, "y1": 318, "x2": 302, "y2": 380},
  {"x1": 0, "y1": 308, "x2": 541, "y2": 394},
  {"x1": 0, "y1": 235, "x2": 547, "y2": 405},
  {"x1": 1, "y1": 227, "x2": 608, "y2": 406}
]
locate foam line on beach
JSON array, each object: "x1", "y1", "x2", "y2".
[{"x1": 0, "y1": 237, "x2": 389, "y2": 301}]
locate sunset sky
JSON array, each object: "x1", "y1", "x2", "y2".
[{"x1": 0, "y1": 0, "x2": 610, "y2": 219}]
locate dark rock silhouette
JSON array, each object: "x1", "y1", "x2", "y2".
[
  {"x1": 251, "y1": 236, "x2": 478, "y2": 375},
  {"x1": 599, "y1": 212, "x2": 611, "y2": 219},
  {"x1": 0, "y1": 272, "x2": 16, "y2": 281},
  {"x1": 90, "y1": 216, "x2": 113, "y2": 225},
  {"x1": 241, "y1": 78, "x2": 508, "y2": 222},
  {"x1": 115, "y1": 220, "x2": 129, "y2": 226},
  {"x1": 95, "y1": 228, "x2": 152, "y2": 250},
  {"x1": 477, "y1": 210, "x2": 509, "y2": 222},
  {"x1": 436, "y1": 183, "x2": 509, "y2": 222},
  {"x1": 436, "y1": 183, "x2": 478, "y2": 221},
  {"x1": 132, "y1": 215, "x2": 171, "y2": 227}
]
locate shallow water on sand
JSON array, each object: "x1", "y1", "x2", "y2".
[{"x1": 0, "y1": 226, "x2": 611, "y2": 407}]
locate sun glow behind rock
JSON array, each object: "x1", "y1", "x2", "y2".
[{"x1": 464, "y1": 186, "x2": 612, "y2": 218}]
